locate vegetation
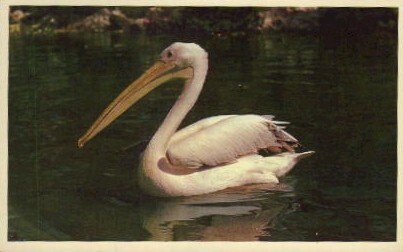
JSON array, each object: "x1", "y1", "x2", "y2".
[{"x1": 9, "y1": 7, "x2": 397, "y2": 37}]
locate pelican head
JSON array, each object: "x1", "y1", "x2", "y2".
[
  {"x1": 78, "y1": 42, "x2": 205, "y2": 148},
  {"x1": 161, "y1": 42, "x2": 208, "y2": 68}
]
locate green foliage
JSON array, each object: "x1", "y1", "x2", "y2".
[
  {"x1": 9, "y1": 6, "x2": 398, "y2": 37},
  {"x1": 145, "y1": 7, "x2": 261, "y2": 35},
  {"x1": 318, "y1": 8, "x2": 397, "y2": 36},
  {"x1": 119, "y1": 7, "x2": 149, "y2": 19},
  {"x1": 11, "y1": 6, "x2": 100, "y2": 28}
]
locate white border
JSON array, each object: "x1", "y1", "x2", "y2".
[{"x1": 0, "y1": 1, "x2": 401, "y2": 252}]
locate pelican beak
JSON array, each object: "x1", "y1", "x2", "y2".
[{"x1": 78, "y1": 61, "x2": 193, "y2": 148}]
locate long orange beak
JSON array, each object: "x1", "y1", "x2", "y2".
[{"x1": 78, "y1": 61, "x2": 193, "y2": 148}]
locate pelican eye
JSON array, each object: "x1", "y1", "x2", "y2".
[{"x1": 167, "y1": 51, "x2": 173, "y2": 58}]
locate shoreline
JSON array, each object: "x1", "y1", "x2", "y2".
[{"x1": 9, "y1": 7, "x2": 397, "y2": 37}]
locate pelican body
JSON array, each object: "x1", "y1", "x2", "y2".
[{"x1": 78, "y1": 42, "x2": 314, "y2": 197}]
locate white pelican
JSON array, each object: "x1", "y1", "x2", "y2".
[{"x1": 78, "y1": 42, "x2": 314, "y2": 197}]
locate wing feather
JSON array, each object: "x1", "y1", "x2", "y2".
[
  {"x1": 167, "y1": 115, "x2": 298, "y2": 169},
  {"x1": 169, "y1": 115, "x2": 236, "y2": 145}
]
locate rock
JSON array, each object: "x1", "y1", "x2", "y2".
[
  {"x1": 9, "y1": 9, "x2": 30, "y2": 23},
  {"x1": 134, "y1": 18, "x2": 150, "y2": 29},
  {"x1": 67, "y1": 8, "x2": 143, "y2": 32},
  {"x1": 259, "y1": 8, "x2": 319, "y2": 32},
  {"x1": 68, "y1": 8, "x2": 111, "y2": 32}
]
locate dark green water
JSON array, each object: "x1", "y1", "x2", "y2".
[{"x1": 8, "y1": 32, "x2": 397, "y2": 241}]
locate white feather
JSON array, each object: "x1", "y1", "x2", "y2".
[{"x1": 167, "y1": 114, "x2": 297, "y2": 169}]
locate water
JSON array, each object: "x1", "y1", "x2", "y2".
[{"x1": 8, "y1": 32, "x2": 397, "y2": 241}]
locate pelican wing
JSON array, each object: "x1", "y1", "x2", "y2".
[
  {"x1": 169, "y1": 115, "x2": 237, "y2": 145},
  {"x1": 167, "y1": 115, "x2": 298, "y2": 169}
]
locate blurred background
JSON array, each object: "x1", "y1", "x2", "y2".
[
  {"x1": 9, "y1": 7, "x2": 397, "y2": 37},
  {"x1": 8, "y1": 7, "x2": 397, "y2": 241}
]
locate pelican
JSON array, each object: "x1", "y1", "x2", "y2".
[{"x1": 78, "y1": 42, "x2": 314, "y2": 197}]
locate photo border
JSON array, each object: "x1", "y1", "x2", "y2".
[{"x1": 1, "y1": 1, "x2": 401, "y2": 251}]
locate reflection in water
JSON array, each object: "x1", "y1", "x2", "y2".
[{"x1": 141, "y1": 184, "x2": 290, "y2": 241}]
